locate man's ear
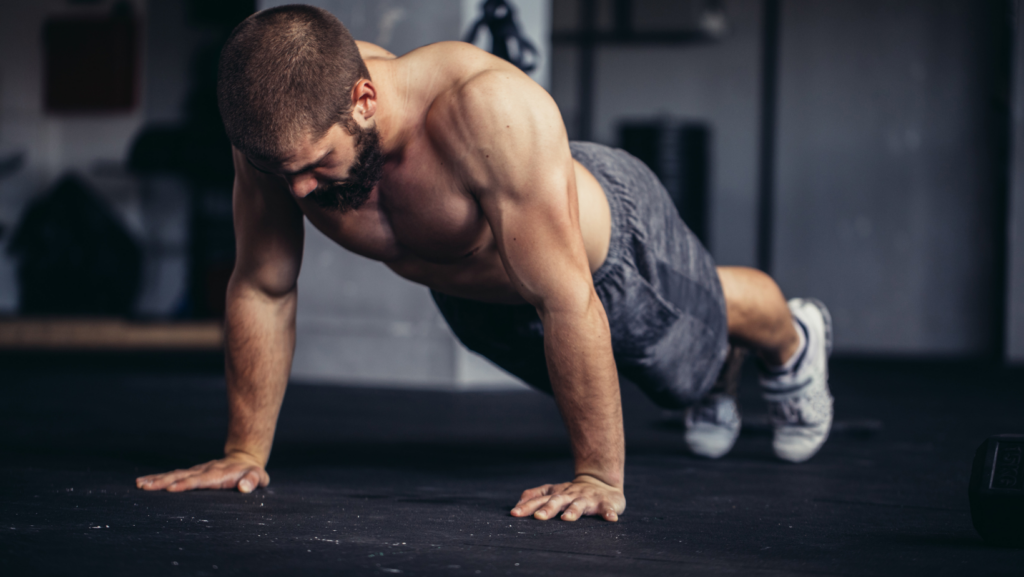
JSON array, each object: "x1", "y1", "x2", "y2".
[{"x1": 352, "y1": 79, "x2": 377, "y2": 122}]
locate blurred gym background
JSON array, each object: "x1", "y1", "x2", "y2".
[{"x1": 0, "y1": 0, "x2": 1021, "y2": 386}]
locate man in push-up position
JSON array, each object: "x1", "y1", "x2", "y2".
[{"x1": 136, "y1": 5, "x2": 834, "y2": 522}]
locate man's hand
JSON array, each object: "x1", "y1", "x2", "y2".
[
  {"x1": 135, "y1": 452, "x2": 269, "y2": 493},
  {"x1": 510, "y1": 475, "x2": 626, "y2": 522}
]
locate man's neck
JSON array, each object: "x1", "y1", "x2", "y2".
[{"x1": 365, "y1": 57, "x2": 422, "y2": 159}]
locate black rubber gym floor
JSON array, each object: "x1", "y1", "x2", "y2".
[{"x1": 2, "y1": 357, "x2": 1023, "y2": 576}]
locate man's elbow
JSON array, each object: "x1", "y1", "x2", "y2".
[
  {"x1": 227, "y1": 266, "x2": 299, "y2": 305},
  {"x1": 534, "y1": 281, "x2": 602, "y2": 322}
]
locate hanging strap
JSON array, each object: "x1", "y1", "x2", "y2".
[{"x1": 463, "y1": 0, "x2": 538, "y2": 72}]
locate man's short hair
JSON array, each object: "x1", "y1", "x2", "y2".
[{"x1": 217, "y1": 4, "x2": 370, "y2": 162}]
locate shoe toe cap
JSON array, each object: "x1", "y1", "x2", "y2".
[
  {"x1": 685, "y1": 424, "x2": 740, "y2": 459},
  {"x1": 772, "y1": 426, "x2": 831, "y2": 463}
]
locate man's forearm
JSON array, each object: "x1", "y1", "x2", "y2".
[
  {"x1": 223, "y1": 279, "x2": 298, "y2": 466},
  {"x1": 541, "y1": 291, "x2": 624, "y2": 489}
]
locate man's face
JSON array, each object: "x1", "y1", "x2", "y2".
[
  {"x1": 305, "y1": 122, "x2": 385, "y2": 213},
  {"x1": 250, "y1": 121, "x2": 385, "y2": 213}
]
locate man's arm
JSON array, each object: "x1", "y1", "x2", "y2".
[
  {"x1": 433, "y1": 67, "x2": 625, "y2": 521},
  {"x1": 136, "y1": 147, "x2": 304, "y2": 493}
]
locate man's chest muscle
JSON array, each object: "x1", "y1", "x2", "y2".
[
  {"x1": 382, "y1": 152, "x2": 492, "y2": 263},
  {"x1": 304, "y1": 143, "x2": 492, "y2": 266}
]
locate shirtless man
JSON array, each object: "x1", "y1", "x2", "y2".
[{"x1": 136, "y1": 5, "x2": 834, "y2": 523}]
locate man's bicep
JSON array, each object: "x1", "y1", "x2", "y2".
[{"x1": 230, "y1": 147, "x2": 305, "y2": 297}]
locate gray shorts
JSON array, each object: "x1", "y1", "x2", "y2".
[{"x1": 432, "y1": 141, "x2": 729, "y2": 408}]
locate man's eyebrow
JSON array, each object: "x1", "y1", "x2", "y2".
[{"x1": 246, "y1": 150, "x2": 333, "y2": 176}]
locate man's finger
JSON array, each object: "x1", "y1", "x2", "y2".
[
  {"x1": 551, "y1": 482, "x2": 573, "y2": 495},
  {"x1": 166, "y1": 473, "x2": 209, "y2": 493},
  {"x1": 214, "y1": 468, "x2": 244, "y2": 490},
  {"x1": 167, "y1": 467, "x2": 240, "y2": 493},
  {"x1": 560, "y1": 499, "x2": 588, "y2": 522},
  {"x1": 597, "y1": 501, "x2": 620, "y2": 522},
  {"x1": 136, "y1": 468, "x2": 187, "y2": 487},
  {"x1": 138, "y1": 460, "x2": 216, "y2": 487},
  {"x1": 137, "y1": 469, "x2": 194, "y2": 491},
  {"x1": 511, "y1": 494, "x2": 557, "y2": 517},
  {"x1": 237, "y1": 469, "x2": 261, "y2": 493},
  {"x1": 518, "y1": 484, "x2": 552, "y2": 504},
  {"x1": 533, "y1": 494, "x2": 573, "y2": 521}
]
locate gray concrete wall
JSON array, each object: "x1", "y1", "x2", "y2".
[
  {"x1": 772, "y1": 0, "x2": 1000, "y2": 355},
  {"x1": 550, "y1": 0, "x2": 1005, "y2": 357},
  {"x1": 550, "y1": 0, "x2": 764, "y2": 267},
  {"x1": 259, "y1": 0, "x2": 463, "y2": 62}
]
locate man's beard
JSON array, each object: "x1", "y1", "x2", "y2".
[{"x1": 307, "y1": 123, "x2": 385, "y2": 213}]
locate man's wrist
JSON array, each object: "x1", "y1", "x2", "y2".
[
  {"x1": 223, "y1": 447, "x2": 268, "y2": 467},
  {"x1": 574, "y1": 472, "x2": 624, "y2": 491}
]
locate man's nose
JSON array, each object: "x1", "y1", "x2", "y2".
[{"x1": 287, "y1": 174, "x2": 318, "y2": 198}]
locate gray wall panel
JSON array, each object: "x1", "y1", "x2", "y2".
[
  {"x1": 773, "y1": 0, "x2": 998, "y2": 355},
  {"x1": 578, "y1": 0, "x2": 764, "y2": 266}
]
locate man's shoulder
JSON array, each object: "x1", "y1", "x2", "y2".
[
  {"x1": 356, "y1": 40, "x2": 397, "y2": 60},
  {"x1": 426, "y1": 64, "x2": 531, "y2": 139},
  {"x1": 395, "y1": 40, "x2": 499, "y2": 87},
  {"x1": 401, "y1": 40, "x2": 492, "y2": 66}
]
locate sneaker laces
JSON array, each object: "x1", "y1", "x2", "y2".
[
  {"x1": 687, "y1": 395, "x2": 738, "y2": 427},
  {"x1": 767, "y1": 388, "x2": 831, "y2": 427},
  {"x1": 692, "y1": 401, "x2": 722, "y2": 424}
]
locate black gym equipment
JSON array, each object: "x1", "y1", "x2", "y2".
[
  {"x1": 7, "y1": 174, "x2": 143, "y2": 317},
  {"x1": 463, "y1": 0, "x2": 538, "y2": 73},
  {"x1": 970, "y1": 434, "x2": 1024, "y2": 547}
]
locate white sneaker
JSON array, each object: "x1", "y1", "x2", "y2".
[
  {"x1": 684, "y1": 393, "x2": 741, "y2": 459},
  {"x1": 759, "y1": 298, "x2": 834, "y2": 463}
]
